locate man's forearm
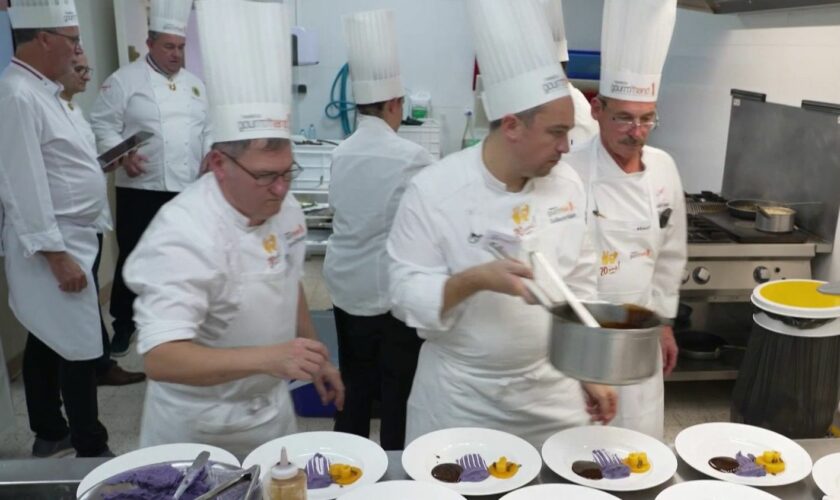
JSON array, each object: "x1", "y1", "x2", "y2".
[
  {"x1": 442, "y1": 268, "x2": 481, "y2": 316},
  {"x1": 143, "y1": 340, "x2": 272, "y2": 386},
  {"x1": 296, "y1": 283, "x2": 318, "y2": 341}
]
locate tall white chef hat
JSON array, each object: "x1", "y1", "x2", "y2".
[
  {"x1": 538, "y1": 0, "x2": 569, "y2": 63},
  {"x1": 466, "y1": 0, "x2": 569, "y2": 122},
  {"x1": 599, "y1": 0, "x2": 677, "y2": 102},
  {"x1": 343, "y1": 9, "x2": 403, "y2": 105},
  {"x1": 197, "y1": 0, "x2": 292, "y2": 142},
  {"x1": 8, "y1": 0, "x2": 78, "y2": 29},
  {"x1": 150, "y1": 0, "x2": 193, "y2": 37}
]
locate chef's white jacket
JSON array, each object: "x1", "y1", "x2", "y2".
[
  {"x1": 564, "y1": 137, "x2": 687, "y2": 319},
  {"x1": 90, "y1": 58, "x2": 210, "y2": 192},
  {"x1": 387, "y1": 143, "x2": 598, "y2": 446},
  {"x1": 569, "y1": 85, "x2": 599, "y2": 149},
  {"x1": 0, "y1": 59, "x2": 109, "y2": 256},
  {"x1": 323, "y1": 115, "x2": 433, "y2": 316}
]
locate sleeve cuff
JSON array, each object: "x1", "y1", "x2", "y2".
[
  {"x1": 136, "y1": 322, "x2": 198, "y2": 355},
  {"x1": 19, "y1": 227, "x2": 66, "y2": 257}
]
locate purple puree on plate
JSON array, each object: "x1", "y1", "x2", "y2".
[
  {"x1": 456, "y1": 453, "x2": 490, "y2": 482},
  {"x1": 592, "y1": 449, "x2": 631, "y2": 479},
  {"x1": 734, "y1": 451, "x2": 767, "y2": 477},
  {"x1": 103, "y1": 464, "x2": 211, "y2": 500},
  {"x1": 305, "y1": 453, "x2": 333, "y2": 489}
]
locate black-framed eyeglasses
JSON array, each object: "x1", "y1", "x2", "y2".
[
  {"x1": 43, "y1": 30, "x2": 82, "y2": 49},
  {"x1": 217, "y1": 150, "x2": 302, "y2": 186},
  {"x1": 73, "y1": 65, "x2": 92, "y2": 77}
]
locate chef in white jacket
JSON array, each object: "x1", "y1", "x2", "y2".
[
  {"x1": 388, "y1": 0, "x2": 616, "y2": 449},
  {"x1": 323, "y1": 9, "x2": 433, "y2": 450},
  {"x1": 0, "y1": 0, "x2": 111, "y2": 457},
  {"x1": 123, "y1": 0, "x2": 343, "y2": 458},
  {"x1": 56, "y1": 54, "x2": 145, "y2": 386},
  {"x1": 539, "y1": 0, "x2": 599, "y2": 148},
  {"x1": 90, "y1": 0, "x2": 210, "y2": 357},
  {"x1": 562, "y1": 0, "x2": 687, "y2": 440}
]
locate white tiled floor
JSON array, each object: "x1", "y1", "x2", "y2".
[{"x1": 0, "y1": 256, "x2": 734, "y2": 458}]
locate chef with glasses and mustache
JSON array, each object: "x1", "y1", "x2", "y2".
[{"x1": 562, "y1": 0, "x2": 687, "y2": 440}]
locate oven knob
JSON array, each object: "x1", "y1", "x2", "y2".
[
  {"x1": 754, "y1": 266, "x2": 771, "y2": 283},
  {"x1": 693, "y1": 267, "x2": 711, "y2": 285}
]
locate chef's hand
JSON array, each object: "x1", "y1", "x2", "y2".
[
  {"x1": 582, "y1": 383, "x2": 618, "y2": 424},
  {"x1": 268, "y1": 338, "x2": 329, "y2": 380},
  {"x1": 42, "y1": 251, "x2": 88, "y2": 292},
  {"x1": 121, "y1": 151, "x2": 147, "y2": 177},
  {"x1": 313, "y1": 362, "x2": 345, "y2": 411},
  {"x1": 473, "y1": 259, "x2": 535, "y2": 300},
  {"x1": 661, "y1": 326, "x2": 678, "y2": 377}
]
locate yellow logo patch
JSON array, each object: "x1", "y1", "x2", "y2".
[
  {"x1": 512, "y1": 203, "x2": 531, "y2": 226},
  {"x1": 263, "y1": 234, "x2": 278, "y2": 255}
]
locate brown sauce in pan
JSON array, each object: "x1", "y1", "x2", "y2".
[
  {"x1": 572, "y1": 460, "x2": 603, "y2": 480},
  {"x1": 431, "y1": 463, "x2": 463, "y2": 483},
  {"x1": 708, "y1": 456, "x2": 739, "y2": 473}
]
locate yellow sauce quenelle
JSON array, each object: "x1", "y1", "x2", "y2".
[
  {"x1": 487, "y1": 456, "x2": 520, "y2": 479},
  {"x1": 755, "y1": 451, "x2": 785, "y2": 475},
  {"x1": 328, "y1": 463, "x2": 363, "y2": 485},
  {"x1": 760, "y1": 281, "x2": 840, "y2": 309},
  {"x1": 622, "y1": 452, "x2": 651, "y2": 473}
]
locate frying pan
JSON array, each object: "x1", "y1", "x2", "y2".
[{"x1": 676, "y1": 330, "x2": 726, "y2": 360}]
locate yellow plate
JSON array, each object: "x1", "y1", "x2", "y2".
[{"x1": 752, "y1": 279, "x2": 840, "y2": 319}]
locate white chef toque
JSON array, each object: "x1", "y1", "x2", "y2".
[
  {"x1": 466, "y1": 0, "x2": 569, "y2": 122},
  {"x1": 538, "y1": 0, "x2": 569, "y2": 63},
  {"x1": 149, "y1": 0, "x2": 193, "y2": 37},
  {"x1": 197, "y1": 0, "x2": 292, "y2": 142},
  {"x1": 8, "y1": 0, "x2": 78, "y2": 29},
  {"x1": 599, "y1": 0, "x2": 677, "y2": 102},
  {"x1": 343, "y1": 9, "x2": 404, "y2": 105}
]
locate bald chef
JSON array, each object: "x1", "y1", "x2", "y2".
[
  {"x1": 388, "y1": 0, "x2": 616, "y2": 449},
  {"x1": 538, "y1": 0, "x2": 599, "y2": 148},
  {"x1": 563, "y1": 0, "x2": 687, "y2": 439},
  {"x1": 123, "y1": 0, "x2": 343, "y2": 457},
  {"x1": 90, "y1": 0, "x2": 211, "y2": 357}
]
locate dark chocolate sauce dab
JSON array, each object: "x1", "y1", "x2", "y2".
[
  {"x1": 572, "y1": 460, "x2": 604, "y2": 480},
  {"x1": 709, "y1": 456, "x2": 740, "y2": 473},
  {"x1": 431, "y1": 463, "x2": 463, "y2": 483}
]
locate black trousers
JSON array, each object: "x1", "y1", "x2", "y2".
[
  {"x1": 23, "y1": 334, "x2": 109, "y2": 456},
  {"x1": 93, "y1": 233, "x2": 114, "y2": 376},
  {"x1": 109, "y1": 187, "x2": 177, "y2": 341},
  {"x1": 332, "y1": 307, "x2": 423, "y2": 450}
]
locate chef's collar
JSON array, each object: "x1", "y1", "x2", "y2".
[
  {"x1": 596, "y1": 136, "x2": 647, "y2": 177},
  {"x1": 205, "y1": 172, "x2": 261, "y2": 232},
  {"x1": 11, "y1": 58, "x2": 62, "y2": 95},
  {"x1": 357, "y1": 114, "x2": 397, "y2": 136},
  {"x1": 145, "y1": 53, "x2": 178, "y2": 79},
  {"x1": 476, "y1": 142, "x2": 537, "y2": 194}
]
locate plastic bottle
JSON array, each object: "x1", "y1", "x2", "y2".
[
  {"x1": 462, "y1": 109, "x2": 481, "y2": 149},
  {"x1": 264, "y1": 447, "x2": 307, "y2": 500},
  {"x1": 306, "y1": 124, "x2": 317, "y2": 141}
]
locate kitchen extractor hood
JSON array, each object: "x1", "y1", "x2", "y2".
[{"x1": 679, "y1": 0, "x2": 840, "y2": 13}]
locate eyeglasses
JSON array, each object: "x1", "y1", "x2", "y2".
[
  {"x1": 74, "y1": 65, "x2": 92, "y2": 77},
  {"x1": 217, "y1": 150, "x2": 302, "y2": 186},
  {"x1": 44, "y1": 30, "x2": 82, "y2": 50},
  {"x1": 610, "y1": 115, "x2": 660, "y2": 132}
]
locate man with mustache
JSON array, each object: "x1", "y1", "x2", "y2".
[
  {"x1": 562, "y1": 0, "x2": 687, "y2": 439},
  {"x1": 90, "y1": 0, "x2": 210, "y2": 358}
]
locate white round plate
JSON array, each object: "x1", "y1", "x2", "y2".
[
  {"x1": 401, "y1": 427, "x2": 541, "y2": 496},
  {"x1": 813, "y1": 452, "x2": 840, "y2": 496},
  {"x1": 336, "y1": 480, "x2": 466, "y2": 499},
  {"x1": 500, "y1": 484, "x2": 621, "y2": 499},
  {"x1": 655, "y1": 480, "x2": 781, "y2": 499},
  {"x1": 76, "y1": 443, "x2": 238, "y2": 497},
  {"x1": 541, "y1": 425, "x2": 677, "y2": 492},
  {"x1": 242, "y1": 431, "x2": 387, "y2": 500},
  {"x1": 674, "y1": 422, "x2": 812, "y2": 487}
]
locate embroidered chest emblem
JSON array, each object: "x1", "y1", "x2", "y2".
[
  {"x1": 168, "y1": 81, "x2": 177, "y2": 91},
  {"x1": 263, "y1": 234, "x2": 278, "y2": 254},
  {"x1": 192, "y1": 86, "x2": 200, "y2": 97},
  {"x1": 600, "y1": 250, "x2": 621, "y2": 277}
]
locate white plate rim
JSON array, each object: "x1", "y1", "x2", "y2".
[
  {"x1": 241, "y1": 431, "x2": 388, "y2": 500},
  {"x1": 76, "y1": 442, "x2": 239, "y2": 497},
  {"x1": 654, "y1": 479, "x2": 781, "y2": 499},
  {"x1": 335, "y1": 480, "x2": 467, "y2": 499},
  {"x1": 401, "y1": 427, "x2": 542, "y2": 496},
  {"x1": 499, "y1": 483, "x2": 622, "y2": 499},
  {"x1": 540, "y1": 425, "x2": 678, "y2": 492},
  {"x1": 812, "y1": 452, "x2": 840, "y2": 496},
  {"x1": 674, "y1": 422, "x2": 813, "y2": 487}
]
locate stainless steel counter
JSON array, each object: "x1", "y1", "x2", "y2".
[{"x1": 2, "y1": 438, "x2": 837, "y2": 499}]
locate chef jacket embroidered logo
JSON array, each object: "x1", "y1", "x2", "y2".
[
  {"x1": 630, "y1": 248, "x2": 653, "y2": 260},
  {"x1": 263, "y1": 234, "x2": 280, "y2": 268},
  {"x1": 547, "y1": 202, "x2": 576, "y2": 223},
  {"x1": 192, "y1": 86, "x2": 200, "y2": 97},
  {"x1": 284, "y1": 224, "x2": 306, "y2": 246},
  {"x1": 512, "y1": 203, "x2": 535, "y2": 237},
  {"x1": 600, "y1": 250, "x2": 620, "y2": 276}
]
